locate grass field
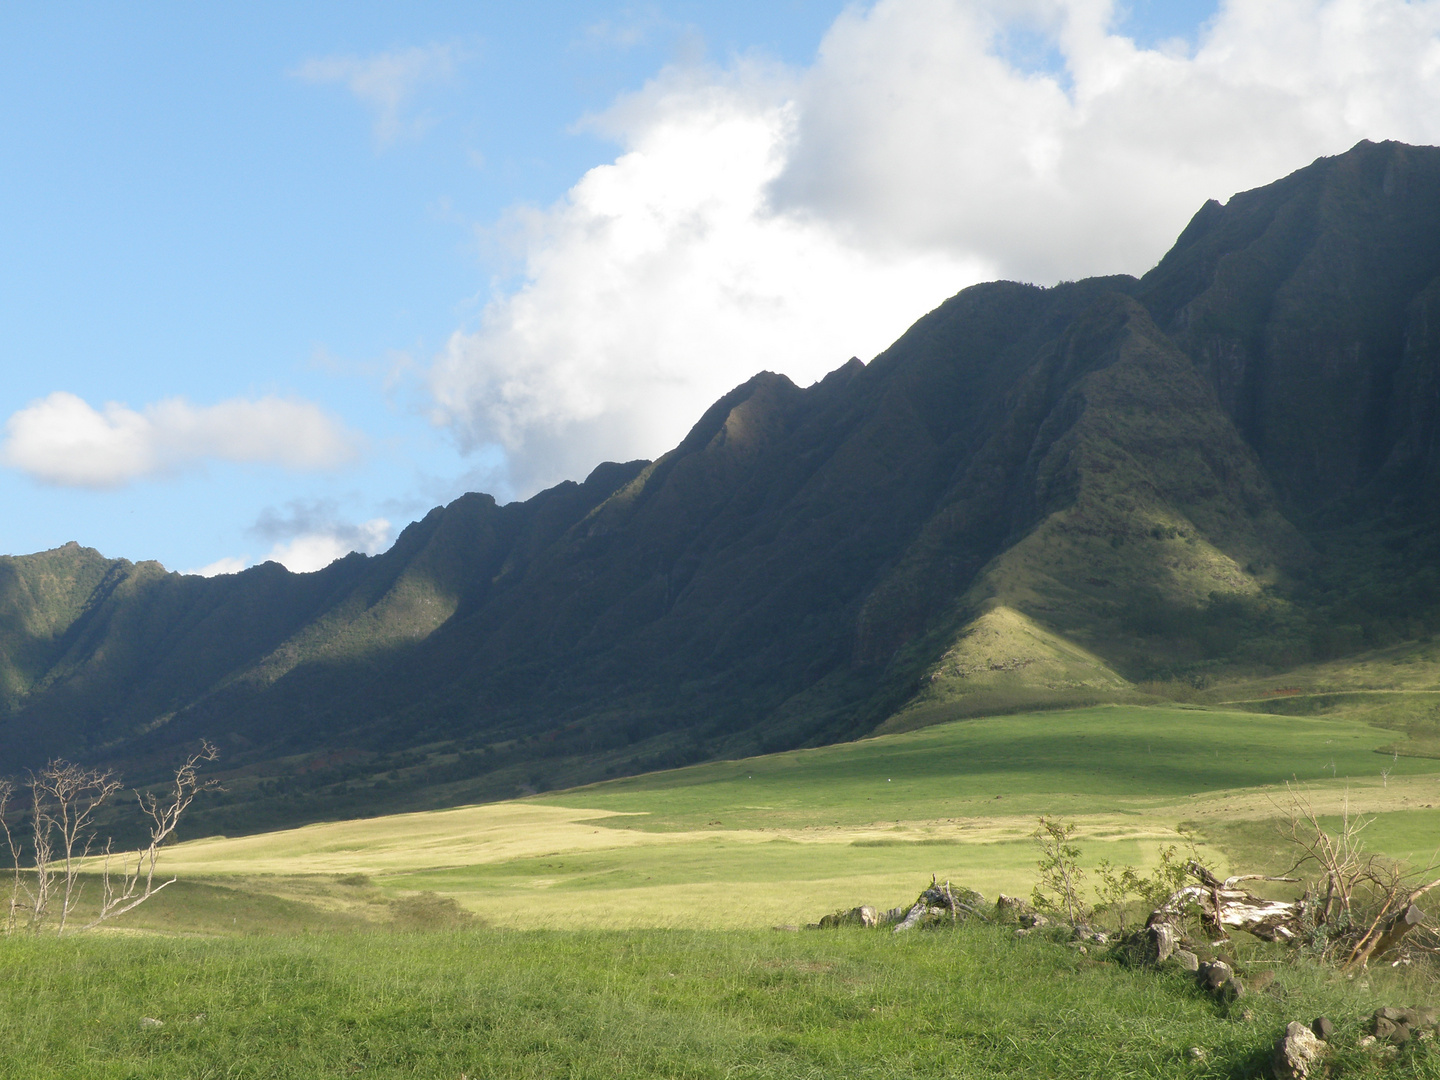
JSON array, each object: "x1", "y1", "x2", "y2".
[
  {"x1": 5, "y1": 924, "x2": 1440, "y2": 1079},
  {"x1": 138, "y1": 704, "x2": 1440, "y2": 931},
  {"x1": 10, "y1": 701, "x2": 1440, "y2": 1078}
]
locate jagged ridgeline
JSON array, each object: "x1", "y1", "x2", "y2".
[{"x1": 6, "y1": 138, "x2": 1440, "y2": 833}]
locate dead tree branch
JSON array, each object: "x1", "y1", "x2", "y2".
[{"x1": 84, "y1": 741, "x2": 220, "y2": 930}]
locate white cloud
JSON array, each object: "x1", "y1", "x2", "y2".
[
  {"x1": 261, "y1": 518, "x2": 392, "y2": 574},
  {"x1": 184, "y1": 556, "x2": 249, "y2": 578},
  {"x1": 430, "y1": 63, "x2": 989, "y2": 493},
  {"x1": 771, "y1": 0, "x2": 1440, "y2": 282},
  {"x1": 294, "y1": 44, "x2": 458, "y2": 145},
  {"x1": 1, "y1": 392, "x2": 362, "y2": 489},
  {"x1": 428, "y1": 0, "x2": 1440, "y2": 498},
  {"x1": 182, "y1": 508, "x2": 393, "y2": 577},
  {"x1": 248, "y1": 499, "x2": 394, "y2": 573}
]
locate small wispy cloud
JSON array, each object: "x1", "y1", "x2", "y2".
[
  {"x1": 184, "y1": 556, "x2": 248, "y2": 578},
  {"x1": 0, "y1": 392, "x2": 363, "y2": 489},
  {"x1": 293, "y1": 43, "x2": 460, "y2": 146},
  {"x1": 580, "y1": 7, "x2": 668, "y2": 51},
  {"x1": 249, "y1": 498, "x2": 393, "y2": 573},
  {"x1": 183, "y1": 499, "x2": 393, "y2": 577}
]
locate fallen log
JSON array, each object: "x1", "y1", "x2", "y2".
[{"x1": 1148, "y1": 861, "x2": 1301, "y2": 943}]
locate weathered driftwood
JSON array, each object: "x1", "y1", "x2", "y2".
[{"x1": 1148, "y1": 861, "x2": 1301, "y2": 943}]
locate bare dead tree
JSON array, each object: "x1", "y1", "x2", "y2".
[
  {"x1": 0, "y1": 742, "x2": 219, "y2": 935},
  {"x1": 0, "y1": 780, "x2": 21, "y2": 933},
  {"x1": 1274, "y1": 786, "x2": 1375, "y2": 928},
  {"x1": 1144, "y1": 786, "x2": 1440, "y2": 969},
  {"x1": 84, "y1": 741, "x2": 220, "y2": 929},
  {"x1": 1342, "y1": 865, "x2": 1440, "y2": 970},
  {"x1": 30, "y1": 762, "x2": 123, "y2": 934}
]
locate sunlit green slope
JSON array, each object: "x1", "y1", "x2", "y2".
[{"x1": 148, "y1": 704, "x2": 1440, "y2": 930}]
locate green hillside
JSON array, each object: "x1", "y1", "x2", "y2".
[{"x1": 134, "y1": 703, "x2": 1438, "y2": 932}]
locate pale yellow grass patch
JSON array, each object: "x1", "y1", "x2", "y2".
[{"x1": 155, "y1": 803, "x2": 667, "y2": 876}]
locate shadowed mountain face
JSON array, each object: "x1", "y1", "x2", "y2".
[{"x1": 4, "y1": 139, "x2": 1440, "y2": 831}]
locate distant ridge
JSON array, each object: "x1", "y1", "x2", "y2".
[{"x1": 6, "y1": 139, "x2": 1440, "y2": 835}]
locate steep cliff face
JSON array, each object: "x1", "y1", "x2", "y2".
[
  {"x1": 4, "y1": 140, "x2": 1440, "y2": 831},
  {"x1": 1140, "y1": 140, "x2": 1440, "y2": 516}
]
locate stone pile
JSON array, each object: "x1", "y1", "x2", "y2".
[{"x1": 1360, "y1": 1005, "x2": 1438, "y2": 1049}]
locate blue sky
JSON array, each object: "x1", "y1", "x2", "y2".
[{"x1": 5, "y1": 0, "x2": 1433, "y2": 574}]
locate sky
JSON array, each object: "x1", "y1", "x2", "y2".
[{"x1": 5, "y1": 0, "x2": 1440, "y2": 575}]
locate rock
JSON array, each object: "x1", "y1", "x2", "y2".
[
  {"x1": 1168, "y1": 949, "x2": 1199, "y2": 972},
  {"x1": 1148, "y1": 921, "x2": 1179, "y2": 962},
  {"x1": 1239, "y1": 1008, "x2": 1254, "y2": 1023},
  {"x1": 1199, "y1": 960, "x2": 1233, "y2": 992},
  {"x1": 1219, "y1": 976, "x2": 1246, "y2": 1003},
  {"x1": 1359, "y1": 1034, "x2": 1398, "y2": 1058},
  {"x1": 1311, "y1": 1017, "x2": 1333, "y2": 1041},
  {"x1": 1018, "y1": 912, "x2": 1049, "y2": 929},
  {"x1": 1249, "y1": 970, "x2": 1275, "y2": 991},
  {"x1": 1273, "y1": 1021, "x2": 1326, "y2": 1079},
  {"x1": 1374, "y1": 1004, "x2": 1436, "y2": 1030},
  {"x1": 1373, "y1": 1015, "x2": 1411, "y2": 1044},
  {"x1": 819, "y1": 905, "x2": 880, "y2": 929},
  {"x1": 1186, "y1": 1046, "x2": 1205, "y2": 1061},
  {"x1": 995, "y1": 894, "x2": 1030, "y2": 922},
  {"x1": 139, "y1": 1017, "x2": 163, "y2": 1029}
]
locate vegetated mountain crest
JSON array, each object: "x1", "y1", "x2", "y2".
[{"x1": 5, "y1": 138, "x2": 1440, "y2": 835}]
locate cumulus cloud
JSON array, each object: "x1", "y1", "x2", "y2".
[
  {"x1": 429, "y1": 0, "x2": 1440, "y2": 498},
  {"x1": 430, "y1": 64, "x2": 988, "y2": 493},
  {"x1": 249, "y1": 498, "x2": 393, "y2": 574},
  {"x1": 293, "y1": 43, "x2": 458, "y2": 145},
  {"x1": 772, "y1": 0, "x2": 1440, "y2": 282},
  {"x1": 0, "y1": 392, "x2": 362, "y2": 489}
]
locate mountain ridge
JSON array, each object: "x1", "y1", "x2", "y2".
[{"x1": 5, "y1": 138, "x2": 1440, "y2": 835}]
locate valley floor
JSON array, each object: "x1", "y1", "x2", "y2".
[{"x1": 143, "y1": 705, "x2": 1440, "y2": 931}]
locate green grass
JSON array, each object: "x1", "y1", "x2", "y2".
[
  {"x1": 535, "y1": 705, "x2": 1433, "y2": 831},
  {"x1": 2, "y1": 924, "x2": 1437, "y2": 1079},
  {"x1": 131, "y1": 704, "x2": 1440, "y2": 930},
  {"x1": 10, "y1": 703, "x2": 1440, "y2": 1076}
]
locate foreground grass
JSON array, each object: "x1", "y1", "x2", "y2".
[{"x1": 4, "y1": 925, "x2": 1438, "y2": 1079}]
